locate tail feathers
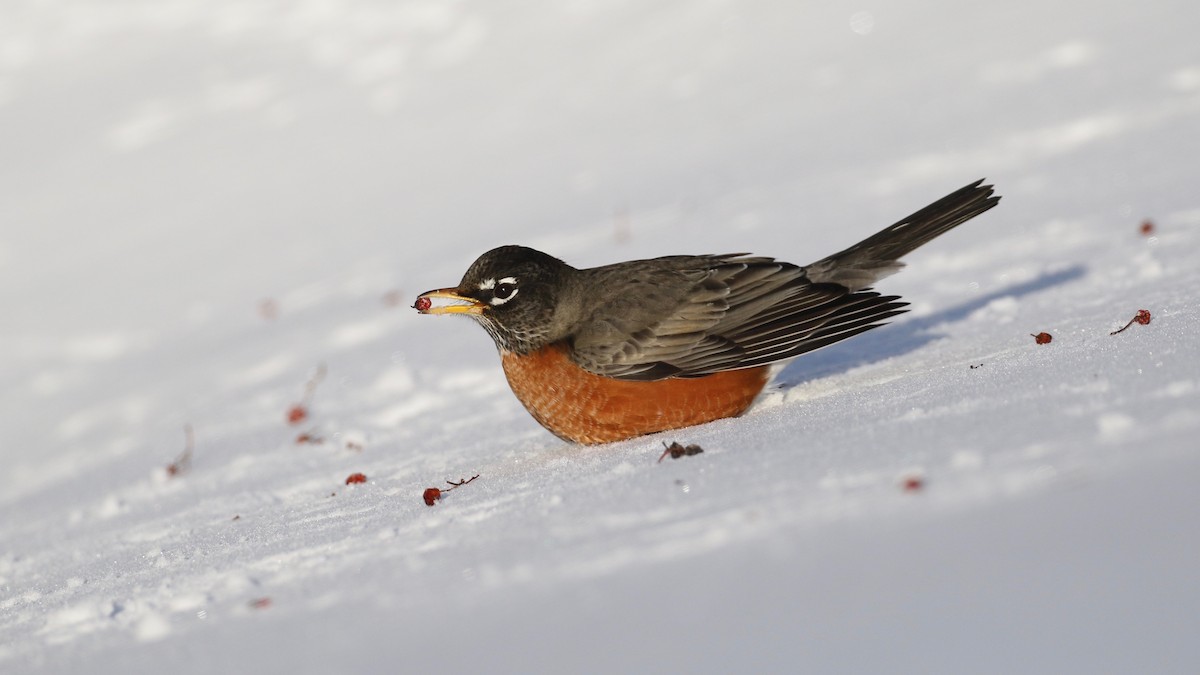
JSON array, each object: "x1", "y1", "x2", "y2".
[{"x1": 806, "y1": 179, "x2": 1000, "y2": 291}]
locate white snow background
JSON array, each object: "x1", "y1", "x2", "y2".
[{"x1": 2, "y1": 1, "x2": 1199, "y2": 672}]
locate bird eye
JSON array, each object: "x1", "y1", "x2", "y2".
[{"x1": 494, "y1": 282, "x2": 516, "y2": 300}]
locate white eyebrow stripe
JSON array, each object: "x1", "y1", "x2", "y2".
[
  {"x1": 498, "y1": 276, "x2": 518, "y2": 285},
  {"x1": 478, "y1": 278, "x2": 495, "y2": 291}
]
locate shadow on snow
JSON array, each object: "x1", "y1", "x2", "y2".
[{"x1": 775, "y1": 265, "x2": 1086, "y2": 388}]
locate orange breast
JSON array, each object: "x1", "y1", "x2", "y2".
[{"x1": 500, "y1": 343, "x2": 770, "y2": 444}]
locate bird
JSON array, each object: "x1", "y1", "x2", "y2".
[{"x1": 414, "y1": 179, "x2": 1000, "y2": 444}]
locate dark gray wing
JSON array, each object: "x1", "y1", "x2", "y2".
[
  {"x1": 567, "y1": 180, "x2": 998, "y2": 381},
  {"x1": 569, "y1": 255, "x2": 907, "y2": 381}
]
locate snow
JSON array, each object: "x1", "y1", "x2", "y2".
[{"x1": 2, "y1": 1, "x2": 1199, "y2": 672}]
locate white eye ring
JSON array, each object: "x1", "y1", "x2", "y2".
[{"x1": 490, "y1": 277, "x2": 518, "y2": 305}]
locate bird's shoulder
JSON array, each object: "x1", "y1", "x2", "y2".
[{"x1": 562, "y1": 253, "x2": 813, "y2": 380}]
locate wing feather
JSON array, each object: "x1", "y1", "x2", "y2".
[
  {"x1": 570, "y1": 255, "x2": 907, "y2": 380},
  {"x1": 565, "y1": 181, "x2": 998, "y2": 380}
]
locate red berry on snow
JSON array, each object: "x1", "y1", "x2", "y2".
[
  {"x1": 345, "y1": 473, "x2": 367, "y2": 485},
  {"x1": 423, "y1": 487, "x2": 441, "y2": 506},
  {"x1": 286, "y1": 405, "x2": 308, "y2": 425},
  {"x1": 1111, "y1": 309, "x2": 1153, "y2": 335},
  {"x1": 1031, "y1": 332, "x2": 1052, "y2": 345},
  {"x1": 1139, "y1": 220, "x2": 1154, "y2": 236}
]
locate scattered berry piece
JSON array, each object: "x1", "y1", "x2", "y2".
[
  {"x1": 345, "y1": 472, "x2": 367, "y2": 485},
  {"x1": 249, "y1": 597, "x2": 272, "y2": 610},
  {"x1": 286, "y1": 405, "x2": 308, "y2": 425},
  {"x1": 414, "y1": 296, "x2": 432, "y2": 312},
  {"x1": 285, "y1": 364, "x2": 327, "y2": 426},
  {"x1": 295, "y1": 430, "x2": 324, "y2": 445},
  {"x1": 658, "y1": 441, "x2": 704, "y2": 462},
  {"x1": 1110, "y1": 309, "x2": 1152, "y2": 335},
  {"x1": 166, "y1": 424, "x2": 195, "y2": 477},
  {"x1": 900, "y1": 475, "x2": 925, "y2": 492},
  {"x1": 1031, "y1": 332, "x2": 1053, "y2": 345},
  {"x1": 1139, "y1": 219, "x2": 1155, "y2": 236}
]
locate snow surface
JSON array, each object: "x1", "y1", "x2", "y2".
[{"x1": 2, "y1": 1, "x2": 1199, "y2": 672}]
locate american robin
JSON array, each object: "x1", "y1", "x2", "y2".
[{"x1": 415, "y1": 179, "x2": 999, "y2": 444}]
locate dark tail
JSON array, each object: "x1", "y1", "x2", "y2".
[{"x1": 805, "y1": 179, "x2": 1000, "y2": 290}]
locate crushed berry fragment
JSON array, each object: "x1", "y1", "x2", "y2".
[
  {"x1": 166, "y1": 424, "x2": 195, "y2": 477},
  {"x1": 658, "y1": 441, "x2": 704, "y2": 463},
  {"x1": 901, "y1": 475, "x2": 925, "y2": 492},
  {"x1": 1139, "y1": 219, "x2": 1154, "y2": 236},
  {"x1": 345, "y1": 473, "x2": 367, "y2": 485},
  {"x1": 414, "y1": 296, "x2": 432, "y2": 311},
  {"x1": 249, "y1": 597, "x2": 272, "y2": 609},
  {"x1": 1031, "y1": 332, "x2": 1052, "y2": 345},
  {"x1": 295, "y1": 430, "x2": 324, "y2": 444}
]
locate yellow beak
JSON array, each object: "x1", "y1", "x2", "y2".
[{"x1": 413, "y1": 288, "x2": 486, "y2": 315}]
